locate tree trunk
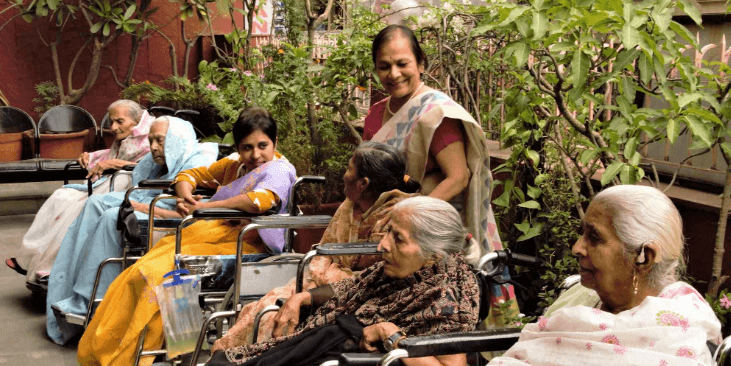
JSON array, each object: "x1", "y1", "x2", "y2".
[
  {"x1": 306, "y1": 20, "x2": 323, "y2": 166},
  {"x1": 708, "y1": 162, "x2": 731, "y2": 298}
]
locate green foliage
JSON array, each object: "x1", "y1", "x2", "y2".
[
  {"x1": 32, "y1": 81, "x2": 59, "y2": 115},
  {"x1": 705, "y1": 289, "x2": 731, "y2": 327}
]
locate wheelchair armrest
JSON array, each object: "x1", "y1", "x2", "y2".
[
  {"x1": 121, "y1": 164, "x2": 136, "y2": 171},
  {"x1": 397, "y1": 328, "x2": 522, "y2": 357},
  {"x1": 160, "y1": 186, "x2": 216, "y2": 196},
  {"x1": 298, "y1": 175, "x2": 326, "y2": 184},
  {"x1": 192, "y1": 208, "x2": 263, "y2": 219},
  {"x1": 137, "y1": 179, "x2": 174, "y2": 189},
  {"x1": 316, "y1": 242, "x2": 380, "y2": 256},
  {"x1": 337, "y1": 354, "x2": 404, "y2": 366}
]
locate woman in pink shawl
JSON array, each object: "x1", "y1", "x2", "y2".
[{"x1": 6, "y1": 99, "x2": 155, "y2": 287}]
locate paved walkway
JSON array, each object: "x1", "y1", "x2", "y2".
[{"x1": 0, "y1": 214, "x2": 79, "y2": 365}]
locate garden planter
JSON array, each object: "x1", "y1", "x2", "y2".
[
  {"x1": 24, "y1": 129, "x2": 90, "y2": 159},
  {"x1": 292, "y1": 202, "x2": 342, "y2": 253},
  {"x1": 0, "y1": 131, "x2": 25, "y2": 162}
]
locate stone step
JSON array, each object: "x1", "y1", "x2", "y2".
[{"x1": 0, "y1": 181, "x2": 84, "y2": 216}]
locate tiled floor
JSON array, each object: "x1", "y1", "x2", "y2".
[{"x1": 0, "y1": 214, "x2": 79, "y2": 365}]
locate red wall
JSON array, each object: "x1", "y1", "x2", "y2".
[{"x1": 0, "y1": 2, "x2": 215, "y2": 123}]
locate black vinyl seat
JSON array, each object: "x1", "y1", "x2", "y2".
[{"x1": 0, "y1": 106, "x2": 35, "y2": 134}]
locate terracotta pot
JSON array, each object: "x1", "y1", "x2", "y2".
[
  {"x1": 0, "y1": 131, "x2": 24, "y2": 162},
  {"x1": 34, "y1": 129, "x2": 90, "y2": 159},
  {"x1": 292, "y1": 202, "x2": 342, "y2": 254}
]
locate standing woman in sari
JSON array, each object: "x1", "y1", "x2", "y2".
[
  {"x1": 364, "y1": 25, "x2": 515, "y2": 324},
  {"x1": 78, "y1": 107, "x2": 297, "y2": 366},
  {"x1": 6, "y1": 100, "x2": 154, "y2": 285}
]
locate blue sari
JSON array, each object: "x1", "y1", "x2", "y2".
[{"x1": 46, "y1": 117, "x2": 218, "y2": 345}]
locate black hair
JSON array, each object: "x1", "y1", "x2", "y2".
[
  {"x1": 352, "y1": 141, "x2": 421, "y2": 198},
  {"x1": 371, "y1": 25, "x2": 428, "y2": 69},
  {"x1": 232, "y1": 106, "x2": 277, "y2": 146}
]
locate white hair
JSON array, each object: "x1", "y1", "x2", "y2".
[
  {"x1": 592, "y1": 185, "x2": 683, "y2": 290},
  {"x1": 108, "y1": 99, "x2": 144, "y2": 123},
  {"x1": 392, "y1": 196, "x2": 481, "y2": 266}
]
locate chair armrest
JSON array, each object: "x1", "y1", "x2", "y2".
[
  {"x1": 121, "y1": 164, "x2": 136, "y2": 171},
  {"x1": 137, "y1": 179, "x2": 174, "y2": 189},
  {"x1": 338, "y1": 353, "x2": 403, "y2": 366},
  {"x1": 192, "y1": 208, "x2": 263, "y2": 219},
  {"x1": 316, "y1": 242, "x2": 380, "y2": 256},
  {"x1": 397, "y1": 328, "x2": 522, "y2": 357},
  {"x1": 298, "y1": 175, "x2": 326, "y2": 184}
]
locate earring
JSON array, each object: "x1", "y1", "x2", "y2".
[{"x1": 632, "y1": 271, "x2": 639, "y2": 295}]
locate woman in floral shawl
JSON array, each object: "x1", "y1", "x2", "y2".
[
  {"x1": 489, "y1": 185, "x2": 722, "y2": 366},
  {"x1": 7, "y1": 100, "x2": 154, "y2": 284},
  {"x1": 78, "y1": 107, "x2": 297, "y2": 366},
  {"x1": 210, "y1": 196, "x2": 482, "y2": 366},
  {"x1": 47, "y1": 116, "x2": 218, "y2": 345},
  {"x1": 213, "y1": 141, "x2": 421, "y2": 350}
]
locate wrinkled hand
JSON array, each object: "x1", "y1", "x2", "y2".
[
  {"x1": 86, "y1": 160, "x2": 111, "y2": 180},
  {"x1": 176, "y1": 195, "x2": 204, "y2": 216},
  {"x1": 359, "y1": 322, "x2": 399, "y2": 353},
  {"x1": 130, "y1": 201, "x2": 149, "y2": 215},
  {"x1": 372, "y1": 209, "x2": 393, "y2": 236},
  {"x1": 271, "y1": 292, "x2": 307, "y2": 338},
  {"x1": 78, "y1": 152, "x2": 90, "y2": 169}
]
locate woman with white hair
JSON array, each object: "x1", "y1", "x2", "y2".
[
  {"x1": 489, "y1": 185, "x2": 722, "y2": 366},
  {"x1": 6, "y1": 99, "x2": 155, "y2": 287},
  {"x1": 208, "y1": 196, "x2": 482, "y2": 366}
]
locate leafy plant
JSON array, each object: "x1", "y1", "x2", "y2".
[{"x1": 32, "y1": 81, "x2": 59, "y2": 115}]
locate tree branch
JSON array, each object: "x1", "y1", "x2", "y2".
[
  {"x1": 662, "y1": 147, "x2": 712, "y2": 192},
  {"x1": 103, "y1": 64, "x2": 126, "y2": 88}
]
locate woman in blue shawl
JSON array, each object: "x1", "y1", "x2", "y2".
[{"x1": 46, "y1": 116, "x2": 218, "y2": 345}]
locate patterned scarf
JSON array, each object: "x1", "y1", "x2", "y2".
[{"x1": 225, "y1": 253, "x2": 480, "y2": 363}]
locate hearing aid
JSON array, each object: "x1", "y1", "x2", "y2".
[{"x1": 635, "y1": 243, "x2": 647, "y2": 265}]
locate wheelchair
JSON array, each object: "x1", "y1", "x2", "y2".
[
  {"x1": 133, "y1": 200, "x2": 334, "y2": 365},
  {"x1": 186, "y1": 247, "x2": 542, "y2": 366},
  {"x1": 329, "y1": 274, "x2": 731, "y2": 366}
]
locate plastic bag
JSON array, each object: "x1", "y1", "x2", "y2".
[{"x1": 155, "y1": 269, "x2": 204, "y2": 358}]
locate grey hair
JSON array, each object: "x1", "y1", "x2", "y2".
[
  {"x1": 392, "y1": 196, "x2": 481, "y2": 266},
  {"x1": 108, "y1": 99, "x2": 144, "y2": 123},
  {"x1": 592, "y1": 185, "x2": 684, "y2": 290}
]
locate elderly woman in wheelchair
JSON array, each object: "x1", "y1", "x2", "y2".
[
  {"x1": 78, "y1": 107, "x2": 298, "y2": 366},
  {"x1": 212, "y1": 141, "x2": 422, "y2": 350},
  {"x1": 488, "y1": 185, "x2": 722, "y2": 366},
  {"x1": 207, "y1": 196, "x2": 482, "y2": 366}
]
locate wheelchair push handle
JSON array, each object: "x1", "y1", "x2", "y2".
[{"x1": 477, "y1": 249, "x2": 543, "y2": 276}]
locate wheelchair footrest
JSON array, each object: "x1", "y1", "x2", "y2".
[{"x1": 51, "y1": 304, "x2": 86, "y2": 327}]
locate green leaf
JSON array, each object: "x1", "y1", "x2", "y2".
[
  {"x1": 678, "y1": 92, "x2": 701, "y2": 109},
  {"x1": 509, "y1": 42, "x2": 530, "y2": 67},
  {"x1": 518, "y1": 200, "x2": 541, "y2": 209},
  {"x1": 652, "y1": 8, "x2": 672, "y2": 32},
  {"x1": 669, "y1": 21, "x2": 697, "y2": 48},
  {"x1": 90, "y1": 21, "x2": 103, "y2": 33},
  {"x1": 306, "y1": 65, "x2": 324, "y2": 72},
  {"x1": 534, "y1": 173, "x2": 548, "y2": 185},
  {"x1": 514, "y1": 220, "x2": 531, "y2": 235},
  {"x1": 517, "y1": 222, "x2": 544, "y2": 242},
  {"x1": 572, "y1": 50, "x2": 590, "y2": 89},
  {"x1": 527, "y1": 184, "x2": 541, "y2": 199},
  {"x1": 499, "y1": 6, "x2": 529, "y2": 27},
  {"x1": 677, "y1": 0, "x2": 702, "y2": 25},
  {"x1": 720, "y1": 142, "x2": 731, "y2": 159},
  {"x1": 601, "y1": 161, "x2": 623, "y2": 186},
  {"x1": 621, "y1": 21, "x2": 640, "y2": 49},
  {"x1": 348, "y1": 104, "x2": 358, "y2": 119},
  {"x1": 579, "y1": 149, "x2": 598, "y2": 164},
  {"x1": 621, "y1": 75, "x2": 636, "y2": 102},
  {"x1": 515, "y1": 18, "x2": 529, "y2": 38},
  {"x1": 103, "y1": 22, "x2": 110, "y2": 36},
  {"x1": 124, "y1": 3, "x2": 136, "y2": 19},
  {"x1": 614, "y1": 48, "x2": 641, "y2": 72},
  {"x1": 222, "y1": 132, "x2": 234, "y2": 145},
  {"x1": 616, "y1": 95, "x2": 632, "y2": 120},
  {"x1": 638, "y1": 52, "x2": 652, "y2": 85},
  {"x1": 667, "y1": 118, "x2": 679, "y2": 144},
  {"x1": 619, "y1": 165, "x2": 637, "y2": 184},
  {"x1": 525, "y1": 149, "x2": 540, "y2": 166},
  {"x1": 532, "y1": 11, "x2": 547, "y2": 40},
  {"x1": 684, "y1": 115, "x2": 713, "y2": 147}
]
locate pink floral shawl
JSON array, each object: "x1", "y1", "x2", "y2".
[
  {"x1": 87, "y1": 110, "x2": 155, "y2": 170},
  {"x1": 489, "y1": 282, "x2": 722, "y2": 366}
]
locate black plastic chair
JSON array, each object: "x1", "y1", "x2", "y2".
[
  {"x1": 174, "y1": 109, "x2": 206, "y2": 138},
  {"x1": 149, "y1": 106, "x2": 175, "y2": 117},
  {"x1": 0, "y1": 106, "x2": 35, "y2": 133}
]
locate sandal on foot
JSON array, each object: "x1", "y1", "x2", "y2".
[{"x1": 5, "y1": 258, "x2": 27, "y2": 275}]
